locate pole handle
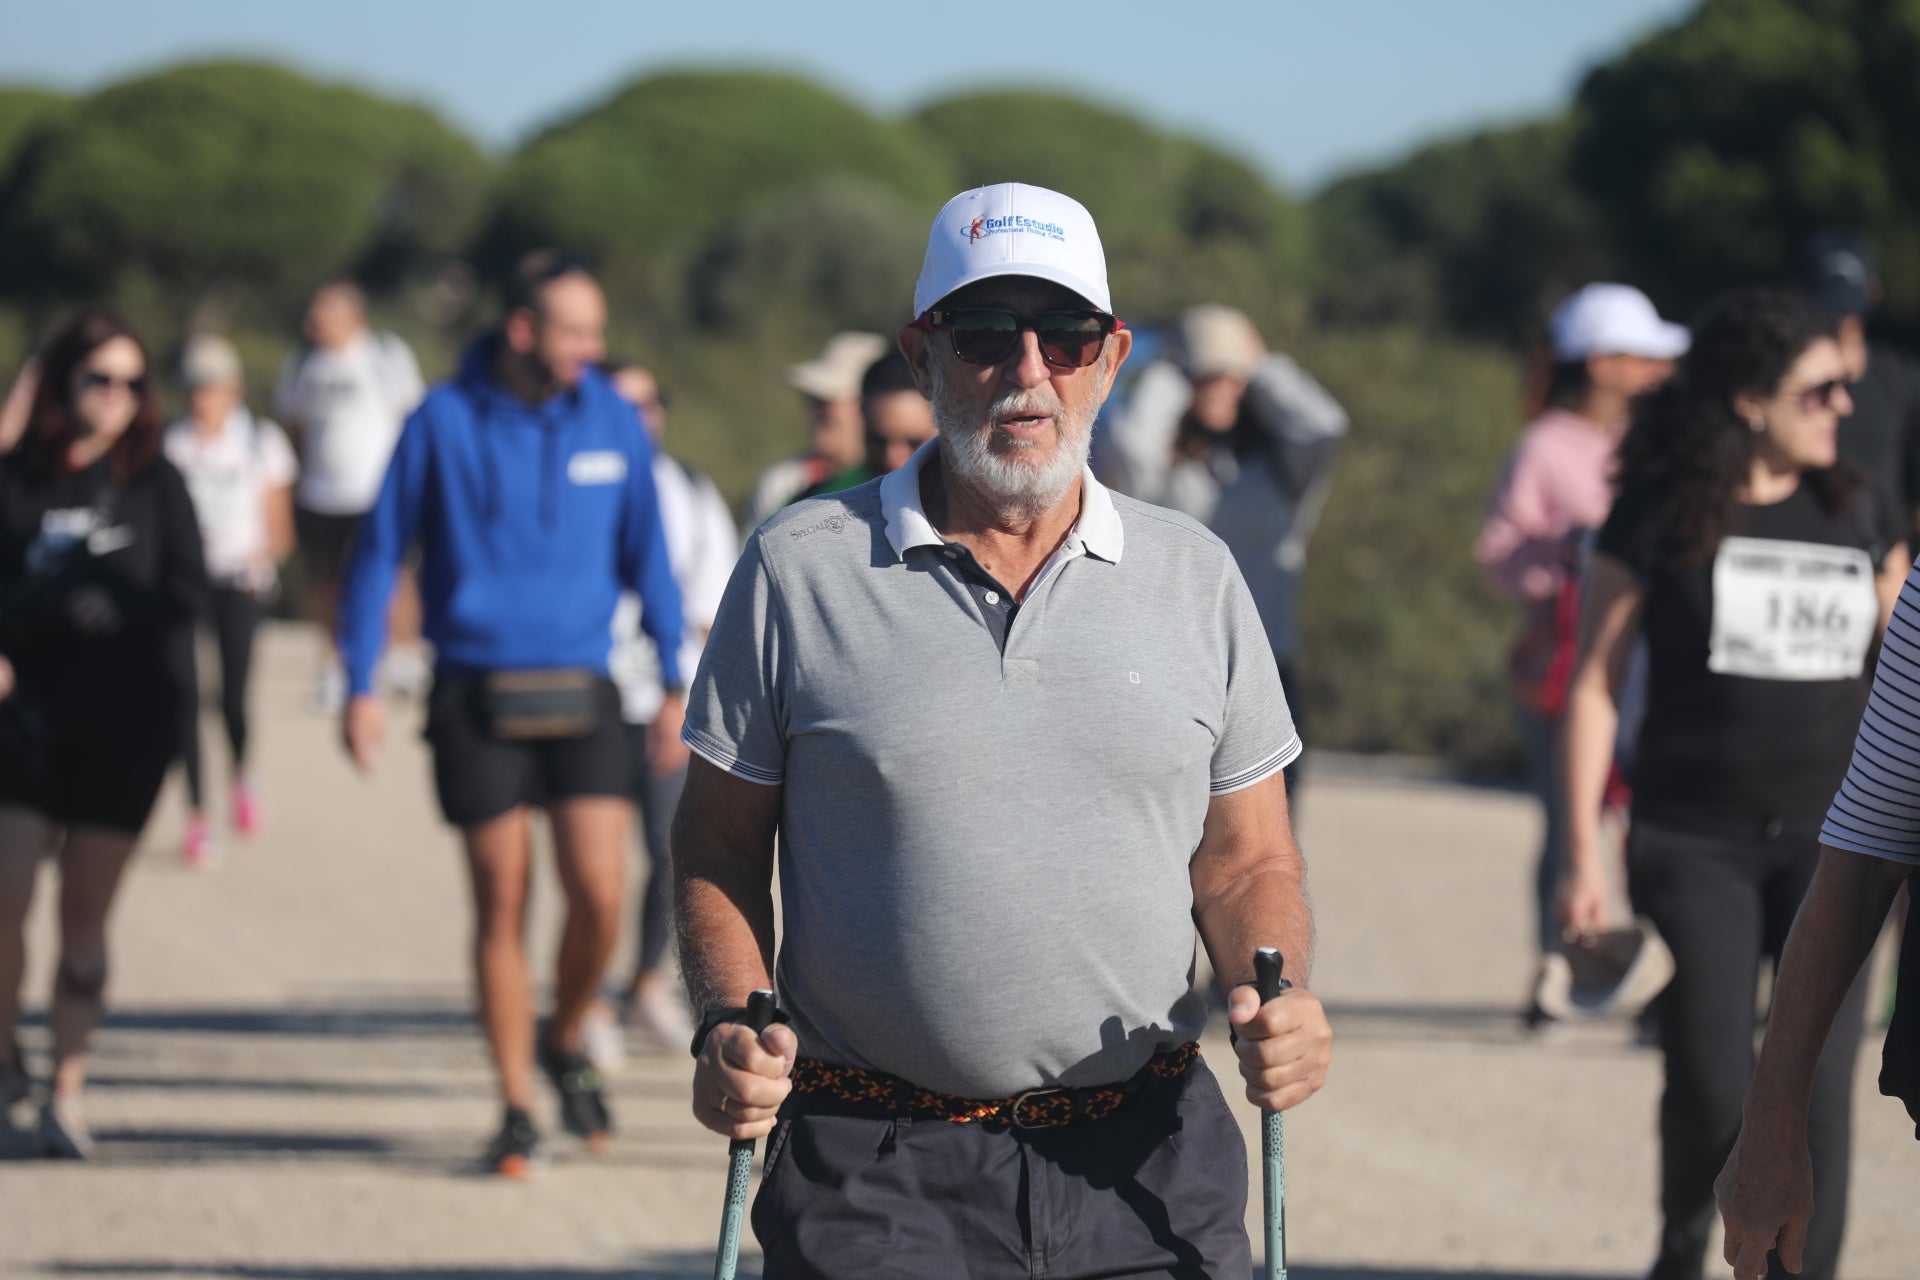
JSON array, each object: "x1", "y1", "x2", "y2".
[
  {"x1": 1254, "y1": 947, "x2": 1290, "y2": 1003},
  {"x1": 742, "y1": 988, "x2": 777, "y2": 1035}
]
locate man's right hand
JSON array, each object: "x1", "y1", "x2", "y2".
[
  {"x1": 342, "y1": 694, "x2": 385, "y2": 775},
  {"x1": 0, "y1": 654, "x2": 13, "y2": 703},
  {"x1": 693, "y1": 1020, "x2": 797, "y2": 1141}
]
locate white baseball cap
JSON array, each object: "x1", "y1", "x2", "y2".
[
  {"x1": 912, "y1": 183, "x2": 1111, "y2": 318},
  {"x1": 1549, "y1": 284, "x2": 1690, "y2": 362},
  {"x1": 181, "y1": 334, "x2": 244, "y2": 388},
  {"x1": 787, "y1": 331, "x2": 890, "y2": 402}
]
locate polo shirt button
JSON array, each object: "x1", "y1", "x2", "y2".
[
  {"x1": 985, "y1": 591, "x2": 1000, "y2": 604},
  {"x1": 943, "y1": 548, "x2": 958, "y2": 559}
]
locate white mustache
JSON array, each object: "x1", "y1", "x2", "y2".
[{"x1": 987, "y1": 391, "x2": 1064, "y2": 428}]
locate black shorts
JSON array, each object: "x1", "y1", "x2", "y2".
[
  {"x1": 0, "y1": 705, "x2": 173, "y2": 834},
  {"x1": 295, "y1": 506, "x2": 362, "y2": 583},
  {"x1": 423, "y1": 674, "x2": 630, "y2": 828}
]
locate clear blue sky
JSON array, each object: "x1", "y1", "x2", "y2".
[{"x1": 4, "y1": 0, "x2": 1693, "y2": 191}]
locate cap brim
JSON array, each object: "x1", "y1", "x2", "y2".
[
  {"x1": 917, "y1": 262, "x2": 1110, "y2": 318},
  {"x1": 1636, "y1": 322, "x2": 1691, "y2": 359}
]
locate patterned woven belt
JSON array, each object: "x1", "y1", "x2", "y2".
[{"x1": 788, "y1": 1041, "x2": 1201, "y2": 1129}]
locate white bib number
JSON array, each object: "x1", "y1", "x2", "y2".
[{"x1": 1708, "y1": 537, "x2": 1878, "y2": 681}]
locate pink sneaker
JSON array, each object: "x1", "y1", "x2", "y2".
[
  {"x1": 183, "y1": 813, "x2": 219, "y2": 869},
  {"x1": 232, "y1": 779, "x2": 263, "y2": 837}
]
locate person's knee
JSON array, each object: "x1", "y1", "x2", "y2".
[{"x1": 54, "y1": 956, "x2": 107, "y2": 1003}]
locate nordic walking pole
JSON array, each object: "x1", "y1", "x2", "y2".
[
  {"x1": 713, "y1": 988, "x2": 778, "y2": 1280},
  {"x1": 1254, "y1": 947, "x2": 1291, "y2": 1280}
]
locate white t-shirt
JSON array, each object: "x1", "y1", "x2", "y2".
[
  {"x1": 274, "y1": 331, "x2": 424, "y2": 514},
  {"x1": 611, "y1": 454, "x2": 740, "y2": 724},
  {"x1": 163, "y1": 409, "x2": 299, "y2": 590}
]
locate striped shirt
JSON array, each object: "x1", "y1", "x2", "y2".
[{"x1": 1822, "y1": 566, "x2": 1920, "y2": 864}]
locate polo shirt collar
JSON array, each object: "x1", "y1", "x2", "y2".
[{"x1": 879, "y1": 440, "x2": 1125, "y2": 564}]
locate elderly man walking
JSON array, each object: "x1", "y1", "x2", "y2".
[{"x1": 675, "y1": 183, "x2": 1332, "y2": 1278}]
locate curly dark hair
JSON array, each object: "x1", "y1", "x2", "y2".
[
  {"x1": 1614, "y1": 287, "x2": 1853, "y2": 565},
  {"x1": 19, "y1": 310, "x2": 163, "y2": 485}
]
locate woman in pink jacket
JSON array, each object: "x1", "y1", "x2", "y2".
[{"x1": 1476, "y1": 283, "x2": 1686, "y2": 1032}]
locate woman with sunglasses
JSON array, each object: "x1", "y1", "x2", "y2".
[
  {"x1": 1561, "y1": 288, "x2": 1908, "y2": 1280},
  {"x1": 0, "y1": 311, "x2": 207, "y2": 1157}
]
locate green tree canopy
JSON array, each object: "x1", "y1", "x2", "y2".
[
  {"x1": 0, "y1": 87, "x2": 69, "y2": 174},
  {"x1": 485, "y1": 70, "x2": 954, "y2": 277},
  {"x1": 1312, "y1": 119, "x2": 1611, "y2": 343},
  {"x1": 1573, "y1": 0, "x2": 1920, "y2": 333},
  {"x1": 0, "y1": 61, "x2": 492, "y2": 301}
]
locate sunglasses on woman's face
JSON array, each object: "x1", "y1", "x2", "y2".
[
  {"x1": 913, "y1": 307, "x2": 1122, "y2": 369},
  {"x1": 77, "y1": 370, "x2": 147, "y2": 395},
  {"x1": 1791, "y1": 378, "x2": 1847, "y2": 411}
]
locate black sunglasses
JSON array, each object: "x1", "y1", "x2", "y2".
[
  {"x1": 913, "y1": 307, "x2": 1122, "y2": 369},
  {"x1": 77, "y1": 370, "x2": 147, "y2": 395},
  {"x1": 1791, "y1": 378, "x2": 1847, "y2": 410}
]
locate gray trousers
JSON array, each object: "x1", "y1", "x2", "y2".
[{"x1": 752, "y1": 1057, "x2": 1251, "y2": 1279}]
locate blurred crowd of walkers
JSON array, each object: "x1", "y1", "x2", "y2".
[
  {"x1": 1477, "y1": 230, "x2": 1920, "y2": 1279},
  {"x1": 1, "y1": 192, "x2": 1917, "y2": 1280}
]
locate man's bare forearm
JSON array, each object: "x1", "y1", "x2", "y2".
[
  {"x1": 671, "y1": 760, "x2": 782, "y2": 1015},
  {"x1": 1195, "y1": 852, "x2": 1315, "y2": 994},
  {"x1": 1747, "y1": 845, "x2": 1905, "y2": 1118}
]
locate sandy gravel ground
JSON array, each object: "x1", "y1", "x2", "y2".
[{"x1": 2, "y1": 624, "x2": 1915, "y2": 1279}]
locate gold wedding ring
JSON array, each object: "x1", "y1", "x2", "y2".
[{"x1": 719, "y1": 1093, "x2": 731, "y2": 1117}]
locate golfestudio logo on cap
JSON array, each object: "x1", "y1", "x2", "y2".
[{"x1": 964, "y1": 214, "x2": 1068, "y2": 245}]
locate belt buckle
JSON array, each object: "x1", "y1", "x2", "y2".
[{"x1": 1010, "y1": 1087, "x2": 1064, "y2": 1130}]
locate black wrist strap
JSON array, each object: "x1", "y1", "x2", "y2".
[{"x1": 691, "y1": 1003, "x2": 791, "y2": 1059}]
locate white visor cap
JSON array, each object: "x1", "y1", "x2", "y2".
[
  {"x1": 913, "y1": 183, "x2": 1111, "y2": 318},
  {"x1": 1550, "y1": 283, "x2": 1690, "y2": 362}
]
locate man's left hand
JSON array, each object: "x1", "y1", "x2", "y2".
[
  {"x1": 1716, "y1": 1115, "x2": 1814, "y2": 1280},
  {"x1": 1227, "y1": 983, "x2": 1331, "y2": 1112}
]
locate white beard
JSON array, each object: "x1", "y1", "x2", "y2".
[{"x1": 929, "y1": 362, "x2": 1097, "y2": 524}]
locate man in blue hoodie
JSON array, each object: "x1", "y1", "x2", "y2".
[{"x1": 338, "y1": 252, "x2": 685, "y2": 1176}]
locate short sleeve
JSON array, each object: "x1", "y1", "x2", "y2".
[
  {"x1": 1595, "y1": 485, "x2": 1663, "y2": 580},
  {"x1": 1870, "y1": 479, "x2": 1907, "y2": 567},
  {"x1": 257, "y1": 419, "x2": 299, "y2": 488},
  {"x1": 1210, "y1": 559, "x2": 1302, "y2": 795},
  {"x1": 1822, "y1": 565, "x2": 1920, "y2": 864},
  {"x1": 681, "y1": 532, "x2": 789, "y2": 787}
]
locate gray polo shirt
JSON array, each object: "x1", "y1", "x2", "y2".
[{"x1": 684, "y1": 442, "x2": 1300, "y2": 1098}]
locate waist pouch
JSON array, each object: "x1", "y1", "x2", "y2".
[{"x1": 477, "y1": 669, "x2": 601, "y2": 740}]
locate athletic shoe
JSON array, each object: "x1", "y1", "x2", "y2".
[
  {"x1": 183, "y1": 814, "x2": 219, "y2": 869},
  {"x1": 482, "y1": 1105, "x2": 541, "y2": 1179},
  {"x1": 622, "y1": 981, "x2": 695, "y2": 1055},
  {"x1": 579, "y1": 1002, "x2": 626, "y2": 1074},
  {"x1": 537, "y1": 1037, "x2": 612, "y2": 1149},
  {"x1": 0, "y1": 1041, "x2": 26, "y2": 1110},
  {"x1": 37, "y1": 1095, "x2": 92, "y2": 1160},
  {"x1": 232, "y1": 778, "x2": 263, "y2": 837}
]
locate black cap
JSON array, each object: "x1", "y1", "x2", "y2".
[{"x1": 1793, "y1": 228, "x2": 1876, "y2": 317}]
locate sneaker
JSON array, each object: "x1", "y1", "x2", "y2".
[
  {"x1": 482, "y1": 1105, "x2": 541, "y2": 1179},
  {"x1": 0, "y1": 1042, "x2": 26, "y2": 1110},
  {"x1": 579, "y1": 1002, "x2": 626, "y2": 1074},
  {"x1": 232, "y1": 778, "x2": 263, "y2": 838},
  {"x1": 537, "y1": 1037, "x2": 612, "y2": 1150},
  {"x1": 37, "y1": 1094, "x2": 92, "y2": 1160},
  {"x1": 622, "y1": 981, "x2": 695, "y2": 1055},
  {"x1": 183, "y1": 814, "x2": 219, "y2": 869}
]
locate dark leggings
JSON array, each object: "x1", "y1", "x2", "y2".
[
  {"x1": 179, "y1": 585, "x2": 262, "y2": 810},
  {"x1": 1628, "y1": 816, "x2": 1868, "y2": 1280},
  {"x1": 627, "y1": 722, "x2": 686, "y2": 978}
]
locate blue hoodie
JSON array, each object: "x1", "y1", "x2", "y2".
[{"x1": 338, "y1": 336, "x2": 684, "y2": 696}]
